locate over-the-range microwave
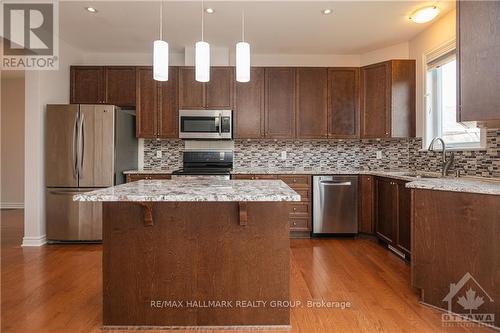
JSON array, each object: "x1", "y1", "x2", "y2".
[{"x1": 179, "y1": 110, "x2": 232, "y2": 140}]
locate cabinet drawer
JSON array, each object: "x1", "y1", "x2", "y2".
[
  {"x1": 289, "y1": 203, "x2": 310, "y2": 215},
  {"x1": 294, "y1": 188, "x2": 310, "y2": 202},
  {"x1": 126, "y1": 174, "x2": 171, "y2": 182},
  {"x1": 278, "y1": 175, "x2": 311, "y2": 187},
  {"x1": 289, "y1": 217, "x2": 310, "y2": 231}
]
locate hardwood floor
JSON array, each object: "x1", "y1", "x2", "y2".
[{"x1": 1, "y1": 209, "x2": 492, "y2": 333}]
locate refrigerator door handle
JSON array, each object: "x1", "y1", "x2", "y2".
[
  {"x1": 78, "y1": 112, "x2": 85, "y2": 175},
  {"x1": 72, "y1": 112, "x2": 79, "y2": 179}
]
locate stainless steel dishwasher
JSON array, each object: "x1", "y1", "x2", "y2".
[{"x1": 313, "y1": 175, "x2": 358, "y2": 235}]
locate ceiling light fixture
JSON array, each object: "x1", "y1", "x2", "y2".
[
  {"x1": 205, "y1": 8, "x2": 215, "y2": 14},
  {"x1": 322, "y1": 9, "x2": 332, "y2": 15},
  {"x1": 153, "y1": 1, "x2": 169, "y2": 81},
  {"x1": 85, "y1": 7, "x2": 97, "y2": 13},
  {"x1": 196, "y1": 0, "x2": 210, "y2": 82},
  {"x1": 236, "y1": 10, "x2": 250, "y2": 83},
  {"x1": 409, "y1": 6, "x2": 440, "y2": 24}
]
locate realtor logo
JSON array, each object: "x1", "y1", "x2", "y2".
[
  {"x1": 1, "y1": 1, "x2": 59, "y2": 70},
  {"x1": 442, "y1": 272, "x2": 495, "y2": 327}
]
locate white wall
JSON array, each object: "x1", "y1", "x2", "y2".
[
  {"x1": 360, "y1": 42, "x2": 409, "y2": 66},
  {"x1": 409, "y1": 9, "x2": 456, "y2": 137},
  {"x1": 1, "y1": 72, "x2": 25, "y2": 209},
  {"x1": 23, "y1": 39, "x2": 84, "y2": 246}
]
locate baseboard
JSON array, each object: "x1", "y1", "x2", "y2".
[
  {"x1": 1, "y1": 202, "x2": 24, "y2": 209},
  {"x1": 22, "y1": 235, "x2": 47, "y2": 247}
]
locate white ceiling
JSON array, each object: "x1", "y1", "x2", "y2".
[{"x1": 60, "y1": 1, "x2": 455, "y2": 55}]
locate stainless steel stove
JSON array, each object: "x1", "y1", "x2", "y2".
[{"x1": 172, "y1": 150, "x2": 233, "y2": 180}]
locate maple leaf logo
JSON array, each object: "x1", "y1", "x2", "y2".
[{"x1": 457, "y1": 288, "x2": 484, "y2": 313}]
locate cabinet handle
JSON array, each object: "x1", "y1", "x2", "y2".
[
  {"x1": 293, "y1": 178, "x2": 297, "y2": 183},
  {"x1": 292, "y1": 222, "x2": 297, "y2": 226},
  {"x1": 293, "y1": 207, "x2": 297, "y2": 211}
]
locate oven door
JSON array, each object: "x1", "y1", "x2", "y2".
[{"x1": 179, "y1": 110, "x2": 232, "y2": 139}]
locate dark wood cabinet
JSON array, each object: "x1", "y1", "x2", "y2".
[
  {"x1": 328, "y1": 68, "x2": 359, "y2": 138},
  {"x1": 105, "y1": 67, "x2": 136, "y2": 107},
  {"x1": 234, "y1": 67, "x2": 265, "y2": 139},
  {"x1": 136, "y1": 66, "x2": 178, "y2": 139},
  {"x1": 206, "y1": 67, "x2": 233, "y2": 109},
  {"x1": 178, "y1": 67, "x2": 204, "y2": 109},
  {"x1": 70, "y1": 66, "x2": 105, "y2": 104},
  {"x1": 458, "y1": 1, "x2": 500, "y2": 122},
  {"x1": 358, "y1": 175, "x2": 374, "y2": 234},
  {"x1": 360, "y1": 60, "x2": 415, "y2": 138},
  {"x1": 136, "y1": 67, "x2": 157, "y2": 138},
  {"x1": 71, "y1": 66, "x2": 136, "y2": 107},
  {"x1": 296, "y1": 68, "x2": 328, "y2": 139},
  {"x1": 126, "y1": 173, "x2": 171, "y2": 182},
  {"x1": 265, "y1": 68, "x2": 296, "y2": 139},
  {"x1": 158, "y1": 67, "x2": 179, "y2": 138},
  {"x1": 178, "y1": 66, "x2": 233, "y2": 109},
  {"x1": 375, "y1": 177, "x2": 411, "y2": 260}
]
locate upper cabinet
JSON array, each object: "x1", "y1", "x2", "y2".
[
  {"x1": 296, "y1": 68, "x2": 328, "y2": 139},
  {"x1": 360, "y1": 60, "x2": 415, "y2": 138},
  {"x1": 70, "y1": 66, "x2": 105, "y2": 104},
  {"x1": 136, "y1": 66, "x2": 178, "y2": 139},
  {"x1": 458, "y1": 1, "x2": 500, "y2": 122},
  {"x1": 178, "y1": 66, "x2": 233, "y2": 109},
  {"x1": 327, "y1": 68, "x2": 359, "y2": 138},
  {"x1": 234, "y1": 67, "x2": 265, "y2": 139},
  {"x1": 265, "y1": 67, "x2": 296, "y2": 139},
  {"x1": 70, "y1": 66, "x2": 136, "y2": 107}
]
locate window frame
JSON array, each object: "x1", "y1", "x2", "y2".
[{"x1": 422, "y1": 39, "x2": 486, "y2": 151}]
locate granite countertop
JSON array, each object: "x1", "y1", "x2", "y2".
[
  {"x1": 74, "y1": 179, "x2": 301, "y2": 202},
  {"x1": 123, "y1": 169, "x2": 500, "y2": 196},
  {"x1": 406, "y1": 177, "x2": 500, "y2": 196}
]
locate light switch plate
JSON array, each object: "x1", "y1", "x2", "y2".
[
  {"x1": 281, "y1": 151, "x2": 287, "y2": 160},
  {"x1": 376, "y1": 151, "x2": 383, "y2": 159},
  {"x1": 156, "y1": 150, "x2": 162, "y2": 159}
]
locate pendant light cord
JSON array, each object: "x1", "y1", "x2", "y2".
[
  {"x1": 201, "y1": 0, "x2": 204, "y2": 41},
  {"x1": 241, "y1": 10, "x2": 245, "y2": 42},
  {"x1": 159, "y1": 1, "x2": 163, "y2": 40}
]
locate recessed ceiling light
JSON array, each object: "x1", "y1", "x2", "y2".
[
  {"x1": 409, "y1": 6, "x2": 440, "y2": 24},
  {"x1": 322, "y1": 9, "x2": 332, "y2": 15},
  {"x1": 85, "y1": 7, "x2": 98, "y2": 13},
  {"x1": 205, "y1": 8, "x2": 215, "y2": 14}
]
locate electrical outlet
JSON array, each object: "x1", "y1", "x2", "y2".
[
  {"x1": 156, "y1": 150, "x2": 162, "y2": 159},
  {"x1": 281, "y1": 151, "x2": 287, "y2": 160},
  {"x1": 376, "y1": 151, "x2": 383, "y2": 159}
]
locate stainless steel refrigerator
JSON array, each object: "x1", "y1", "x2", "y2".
[{"x1": 45, "y1": 104, "x2": 137, "y2": 242}]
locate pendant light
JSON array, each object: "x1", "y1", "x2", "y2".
[
  {"x1": 236, "y1": 10, "x2": 250, "y2": 82},
  {"x1": 195, "y1": 0, "x2": 210, "y2": 82},
  {"x1": 153, "y1": 1, "x2": 169, "y2": 81}
]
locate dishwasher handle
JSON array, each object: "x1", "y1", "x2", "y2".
[{"x1": 320, "y1": 180, "x2": 352, "y2": 186}]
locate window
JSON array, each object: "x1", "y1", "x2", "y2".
[{"x1": 425, "y1": 49, "x2": 483, "y2": 149}]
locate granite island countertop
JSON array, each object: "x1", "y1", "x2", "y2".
[{"x1": 74, "y1": 179, "x2": 301, "y2": 202}]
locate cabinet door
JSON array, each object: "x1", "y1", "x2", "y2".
[
  {"x1": 178, "y1": 67, "x2": 205, "y2": 109},
  {"x1": 458, "y1": 1, "x2": 500, "y2": 121},
  {"x1": 328, "y1": 68, "x2": 359, "y2": 138},
  {"x1": 234, "y1": 67, "x2": 265, "y2": 138},
  {"x1": 296, "y1": 68, "x2": 328, "y2": 139},
  {"x1": 360, "y1": 62, "x2": 391, "y2": 138},
  {"x1": 265, "y1": 68, "x2": 296, "y2": 138},
  {"x1": 105, "y1": 66, "x2": 136, "y2": 107},
  {"x1": 158, "y1": 67, "x2": 179, "y2": 138},
  {"x1": 135, "y1": 67, "x2": 158, "y2": 138},
  {"x1": 375, "y1": 178, "x2": 396, "y2": 244},
  {"x1": 206, "y1": 67, "x2": 233, "y2": 109},
  {"x1": 396, "y1": 181, "x2": 411, "y2": 257},
  {"x1": 70, "y1": 66, "x2": 105, "y2": 104},
  {"x1": 358, "y1": 175, "x2": 374, "y2": 234}
]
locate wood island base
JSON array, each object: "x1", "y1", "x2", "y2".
[{"x1": 102, "y1": 201, "x2": 291, "y2": 328}]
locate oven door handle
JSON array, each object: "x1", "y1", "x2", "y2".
[{"x1": 218, "y1": 114, "x2": 222, "y2": 136}]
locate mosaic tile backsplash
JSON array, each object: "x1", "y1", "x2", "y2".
[{"x1": 143, "y1": 129, "x2": 499, "y2": 178}]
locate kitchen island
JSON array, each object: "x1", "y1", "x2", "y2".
[{"x1": 74, "y1": 179, "x2": 300, "y2": 329}]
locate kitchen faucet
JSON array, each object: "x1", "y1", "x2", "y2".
[{"x1": 428, "y1": 137, "x2": 454, "y2": 177}]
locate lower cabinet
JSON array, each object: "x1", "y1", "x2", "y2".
[
  {"x1": 375, "y1": 177, "x2": 411, "y2": 260},
  {"x1": 126, "y1": 173, "x2": 171, "y2": 183},
  {"x1": 232, "y1": 174, "x2": 312, "y2": 234}
]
